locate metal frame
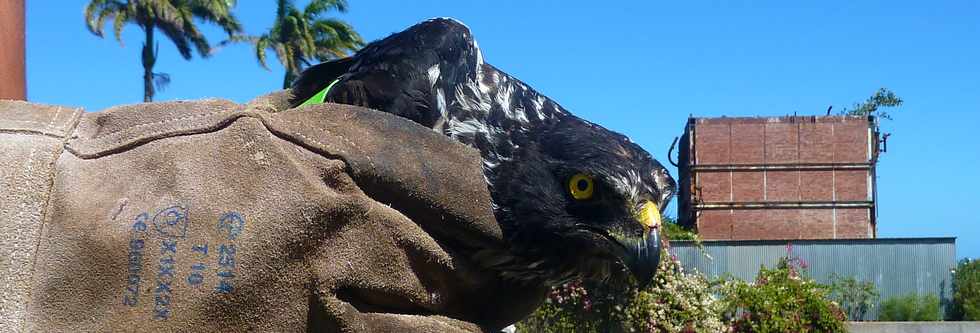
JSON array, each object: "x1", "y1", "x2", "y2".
[
  {"x1": 696, "y1": 201, "x2": 873, "y2": 210},
  {"x1": 690, "y1": 163, "x2": 871, "y2": 172}
]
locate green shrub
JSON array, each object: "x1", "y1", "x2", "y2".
[
  {"x1": 953, "y1": 258, "x2": 980, "y2": 320},
  {"x1": 715, "y1": 255, "x2": 847, "y2": 332},
  {"x1": 827, "y1": 274, "x2": 879, "y2": 321},
  {"x1": 662, "y1": 216, "x2": 696, "y2": 241},
  {"x1": 878, "y1": 293, "x2": 941, "y2": 321}
]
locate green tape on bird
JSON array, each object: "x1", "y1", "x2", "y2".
[{"x1": 298, "y1": 78, "x2": 341, "y2": 107}]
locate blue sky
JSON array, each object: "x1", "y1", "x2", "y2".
[{"x1": 26, "y1": 1, "x2": 980, "y2": 259}]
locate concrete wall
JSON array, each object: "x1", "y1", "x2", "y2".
[{"x1": 847, "y1": 322, "x2": 980, "y2": 333}]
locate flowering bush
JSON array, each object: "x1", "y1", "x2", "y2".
[
  {"x1": 516, "y1": 246, "x2": 724, "y2": 333},
  {"x1": 714, "y1": 249, "x2": 846, "y2": 333},
  {"x1": 516, "y1": 279, "x2": 613, "y2": 333},
  {"x1": 516, "y1": 242, "x2": 846, "y2": 333},
  {"x1": 624, "y1": 249, "x2": 726, "y2": 332}
]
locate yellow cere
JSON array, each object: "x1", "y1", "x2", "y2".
[
  {"x1": 568, "y1": 173, "x2": 594, "y2": 200},
  {"x1": 637, "y1": 201, "x2": 662, "y2": 229}
]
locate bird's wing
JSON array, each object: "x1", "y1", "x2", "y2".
[{"x1": 291, "y1": 18, "x2": 483, "y2": 131}]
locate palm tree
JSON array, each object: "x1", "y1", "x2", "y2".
[
  {"x1": 253, "y1": 0, "x2": 364, "y2": 88},
  {"x1": 84, "y1": 0, "x2": 242, "y2": 102}
]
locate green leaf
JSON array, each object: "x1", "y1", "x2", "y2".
[
  {"x1": 305, "y1": 0, "x2": 348, "y2": 19},
  {"x1": 841, "y1": 88, "x2": 904, "y2": 120},
  {"x1": 254, "y1": 35, "x2": 271, "y2": 69}
]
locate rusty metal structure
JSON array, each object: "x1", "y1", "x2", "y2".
[
  {"x1": 0, "y1": 0, "x2": 26, "y2": 100},
  {"x1": 677, "y1": 115, "x2": 882, "y2": 240}
]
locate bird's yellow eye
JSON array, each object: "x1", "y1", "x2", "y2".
[{"x1": 568, "y1": 173, "x2": 594, "y2": 200}]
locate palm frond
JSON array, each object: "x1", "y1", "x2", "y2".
[
  {"x1": 84, "y1": 0, "x2": 127, "y2": 38},
  {"x1": 112, "y1": 11, "x2": 130, "y2": 43},
  {"x1": 214, "y1": 33, "x2": 255, "y2": 48},
  {"x1": 188, "y1": 0, "x2": 242, "y2": 35},
  {"x1": 177, "y1": 6, "x2": 212, "y2": 57},
  {"x1": 146, "y1": 0, "x2": 183, "y2": 27},
  {"x1": 311, "y1": 19, "x2": 362, "y2": 59},
  {"x1": 83, "y1": 0, "x2": 130, "y2": 45},
  {"x1": 154, "y1": 20, "x2": 194, "y2": 59},
  {"x1": 282, "y1": 14, "x2": 300, "y2": 39},
  {"x1": 93, "y1": 10, "x2": 115, "y2": 37},
  {"x1": 314, "y1": 18, "x2": 362, "y2": 45},
  {"x1": 83, "y1": 0, "x2": 108, "y2": 35},
  {"x1": 254, "y1": 0, "x2": 361, "y2": 83},
  {"x1": 283, "y1": 45, "x2": 298, "y2": 74},
  {"x1": 255, "y1": 35, "x2": 271, "y2": 69},
  {"x1": 301, "y1": 22, "x2": 317, "y2": 56},
  {"x1": 304, "y1": 0, "x2": 347, "y2": 20},
  {"x1": 276, "y1": 44, "x2": 292, "y2": 71}
]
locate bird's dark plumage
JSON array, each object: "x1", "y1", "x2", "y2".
[{"x1": 292, "y1": 18, "x2": 676, "y2": 286}]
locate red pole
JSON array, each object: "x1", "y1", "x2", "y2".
[{"x1": 0, "y1": 0, "x2": 26, "y2": 100}]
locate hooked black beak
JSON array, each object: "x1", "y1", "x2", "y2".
[{"x1": 611, "y1": 201, "x2": 663, "y2": 288}]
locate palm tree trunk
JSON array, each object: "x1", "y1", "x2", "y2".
[
  {"x1": 276, "y1": 0, "x2": 288, "y2": 21},
  {"x1": 283, "y1": 54, "x2": 303, "y2": 89},
  {"x1": 141, "y1": 23, "x2": 156, "y2": 102}
]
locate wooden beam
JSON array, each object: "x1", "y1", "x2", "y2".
[{"x1": 0, "y1": 0, "x2": 26, "y2": 100}]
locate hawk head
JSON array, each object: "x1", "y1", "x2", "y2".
[
  {"x1": 291, "y1": 18, "x2": 676, "y2": 287},
  {"x1": 483, "y1": 112, "x2": 675, "y2": 286}
]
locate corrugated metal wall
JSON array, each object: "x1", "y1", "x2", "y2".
[{"x1": 670, "y1": 238, "x2": 956, "y2": 320}]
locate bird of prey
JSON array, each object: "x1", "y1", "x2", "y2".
[{"x1": 290, "y1": 18, "x2": 676, "y2": 287}]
